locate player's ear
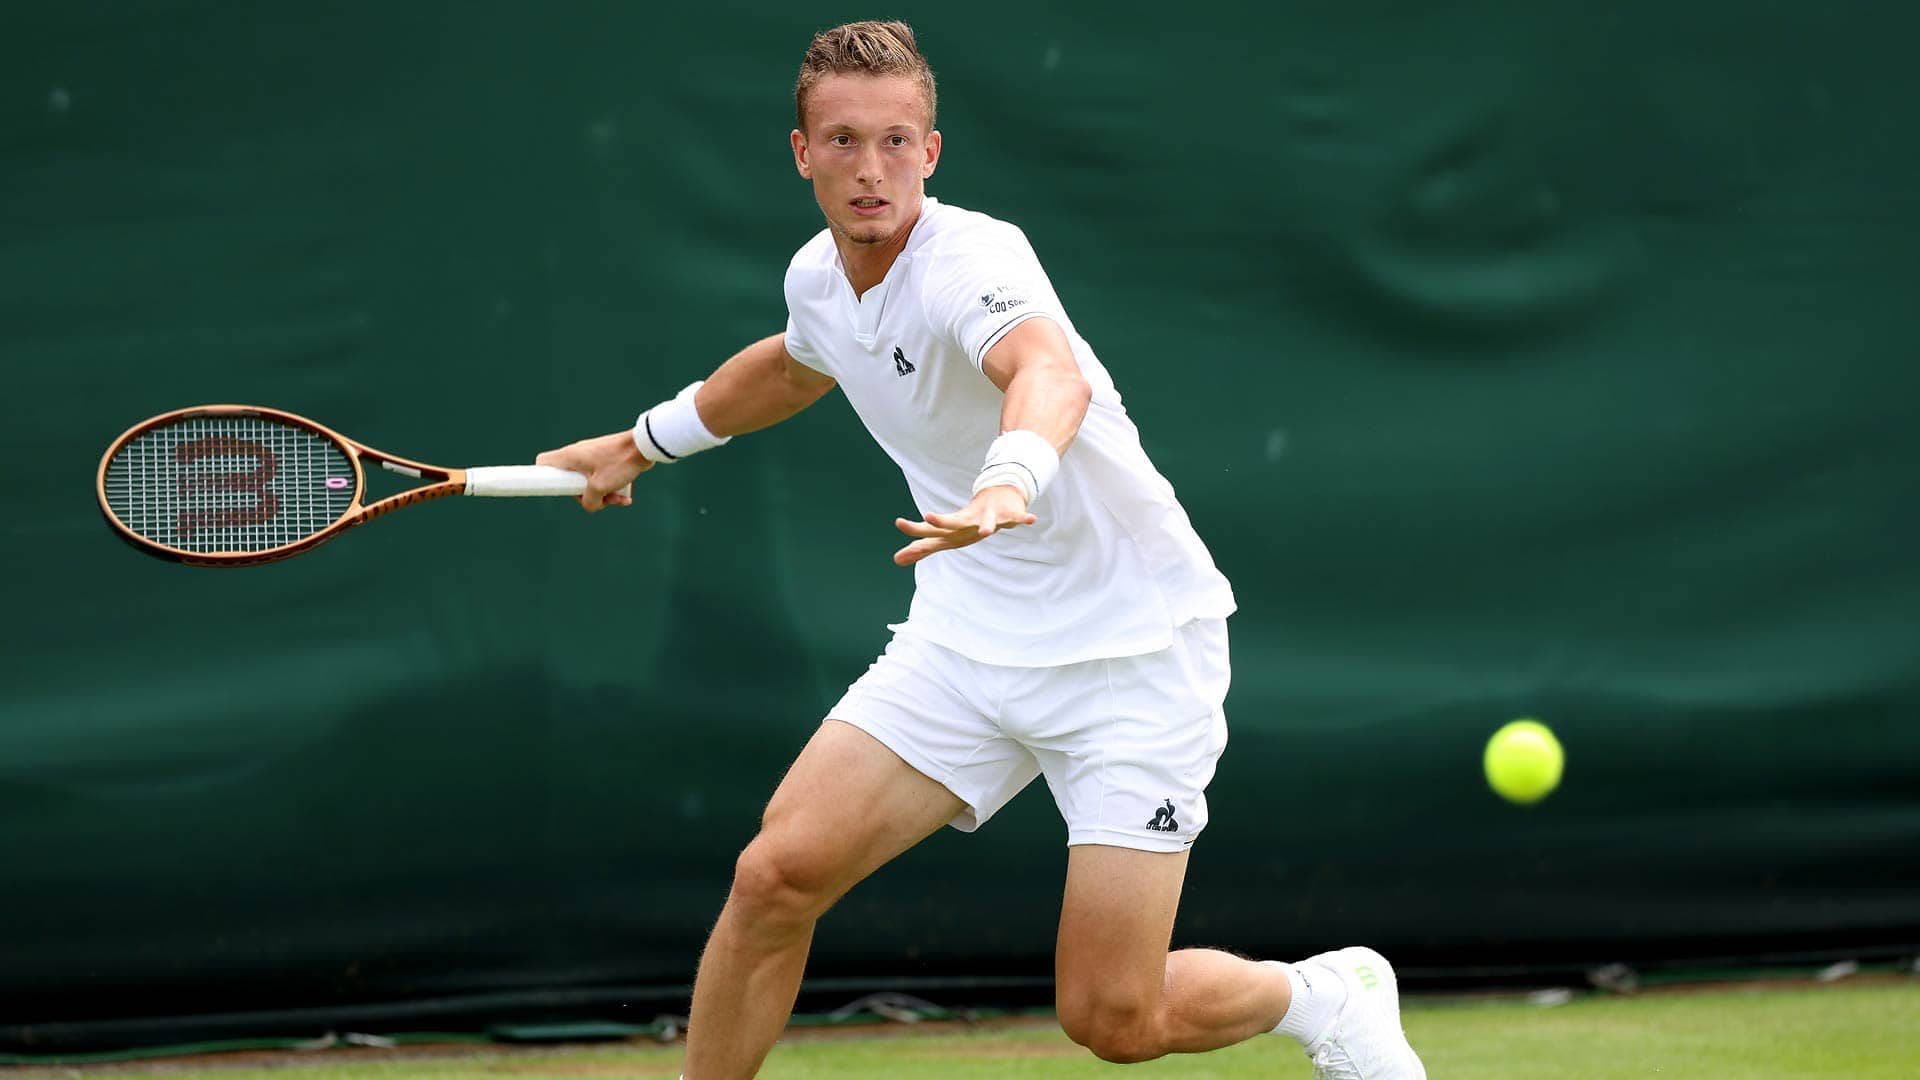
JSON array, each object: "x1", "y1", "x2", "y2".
[
  {"x1": 923, "y1": 129, "x2": 940, "y2": 179},
  {"x1": 791, "y1": 129, "x2": 811, "y2": 179}
]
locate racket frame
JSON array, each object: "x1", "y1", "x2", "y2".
[{"x1": 97, "y1": 404, "x2": 477, "y2": 567}]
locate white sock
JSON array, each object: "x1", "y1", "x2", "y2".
[{"x1": 1266, "y1": 959, "x2": 1348, "y2": 1046}]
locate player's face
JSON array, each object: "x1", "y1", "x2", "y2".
[{"x1": 791, "y1": 73, "x2": 940, "y2": 250}]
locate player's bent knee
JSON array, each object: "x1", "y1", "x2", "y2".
[
  {"x1": 1057, "y1": 1001, "x2": 1162, "y2": 1064},
  {"x1": 727, "y1": 837, "x2": 845, "y2": 923}
]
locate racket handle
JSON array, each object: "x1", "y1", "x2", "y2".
[{"x1": 464, "y1": 465, "x2": 590, "y2": 497}]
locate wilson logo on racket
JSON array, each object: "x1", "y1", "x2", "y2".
[
  {"x1": 172, "y1": 437, "x2": 279, "y2": 540},
  {"x1": 97, "y1": 404, "x2": 591, "y2": 568}
]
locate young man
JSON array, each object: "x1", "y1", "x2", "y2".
[{"x1": 536, "y1": 21, "x2": 1425, "y2": 1080}]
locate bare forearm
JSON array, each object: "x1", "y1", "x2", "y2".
[
  {"x1": 536, "y1": 335, "x2": 829, "y2": 512},
  {"x1": 894, "y1": 320, "x2": 1087, "y2": 566},
  {"x1": 1000, "y1": 359, "x2": 1091, "y2": 455},
  {"x1": 695, "y1": 334, "x2": 836, "y2": 437},
  {"x1": 982, "y1": 318, "x2": 1092, "y2": 455},
  {"x1": 895, "y1": 358, "x2": 1080, "y2": 568}
]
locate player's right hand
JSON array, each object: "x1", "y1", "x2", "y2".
[{"x1": 535, "y1": 431, "x2": 649, "y2": 513}]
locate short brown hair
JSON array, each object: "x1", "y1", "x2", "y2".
[{"x1": 794, "y1": 20, "x2": 937, "y2": 133}]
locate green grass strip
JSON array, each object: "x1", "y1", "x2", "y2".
[{"x1": 16, "y1": 981, "x2": 1915, "y2": 1079}]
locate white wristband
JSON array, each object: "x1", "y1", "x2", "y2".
[
  {"x1": 971, "y1": 430, "x2": 1059, "y2": 505},
  {"x1": 633, "y1": 381, "x2": 731, "y2": 464}
]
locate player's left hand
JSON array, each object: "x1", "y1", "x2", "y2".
[{"x1": 892, "y1": 486, "x2": 1037, "y2": 566}]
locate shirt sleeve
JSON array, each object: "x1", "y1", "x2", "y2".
[
  {"x1": 782, "y1": 312, "x2": 827, "y2": 374},
  {"x1": 921, "y1": 230, "x2": 1065, "y2": 370},
  {"x1": 782, "y1": 257, "x2": 832, "y2": 375}
]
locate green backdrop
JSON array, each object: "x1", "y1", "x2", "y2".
[{"x1": 4, "y1": 0, "x2": 1917, "y2": 1050}]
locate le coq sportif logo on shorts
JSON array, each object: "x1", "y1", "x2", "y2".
[{"x1": 1145, "y1": 798, "x2": 1179, "y2": 832}]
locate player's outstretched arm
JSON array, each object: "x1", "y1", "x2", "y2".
[
  {"x1": 538, "y1": 334, "x2": 836, "y2": 513},
  {"x1": 893, "y1": 318, "x2": 1091, "y2": 565},
  {"x1": 698, "y1": 333, "x2": 838, "y2": 436},
  {"x1": 977, "y1": 317, "x2": 1093, "y2": 457}
]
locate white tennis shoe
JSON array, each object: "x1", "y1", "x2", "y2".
[{"x1": 1302, "y1": 946, "x2": 1427, "y2": 1080}]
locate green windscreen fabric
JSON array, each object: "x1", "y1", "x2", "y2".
[{"x1": 3, "y1": 0, "x2": 1917, "y2": 1049}]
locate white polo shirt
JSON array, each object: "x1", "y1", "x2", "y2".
[{"x1": 783, "y1": 197, "x2": 1235, "y2": 667}]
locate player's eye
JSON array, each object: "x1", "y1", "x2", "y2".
[
  {"x1": 830, "y1": 134, "x2": 853, "y2": 147},
  {"x1": 887, "y1": 135, "x2": 910, "y2": 148}
]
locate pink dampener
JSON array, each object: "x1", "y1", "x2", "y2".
[{"x1": 326, "y1": 477, "x2": 349, "y2": 490}]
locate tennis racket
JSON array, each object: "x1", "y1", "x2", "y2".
[{"x1": 97, "y1": 404, "x2": 590, "y2": 567}]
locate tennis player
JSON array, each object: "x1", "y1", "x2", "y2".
[{"x1": 537, "y1": 21, "x2": 1424, "y2": 1079}]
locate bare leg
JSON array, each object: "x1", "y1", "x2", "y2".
[
  {"x1": 681, "y1": 720, "x2": 965, "y2": 1079},
  {"x1": 1053, "y1": 844, "x2": 1292, "y2": 1062}
]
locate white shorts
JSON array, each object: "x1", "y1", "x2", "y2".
[{"x1": 827, "y1": 618, "x2": 1230, "y2": 853}]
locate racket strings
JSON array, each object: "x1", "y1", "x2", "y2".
[{"x1": 104, "y1": 417, "x2": 355, "y2": 553}]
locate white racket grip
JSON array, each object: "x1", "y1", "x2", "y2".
[{"x1": 464, "y1": 465, "x2": 590, "y2": 497}]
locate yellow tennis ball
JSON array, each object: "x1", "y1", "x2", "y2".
[{"x1": 1484, "y1": 719, "x2": 1564, "y2": 804}]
